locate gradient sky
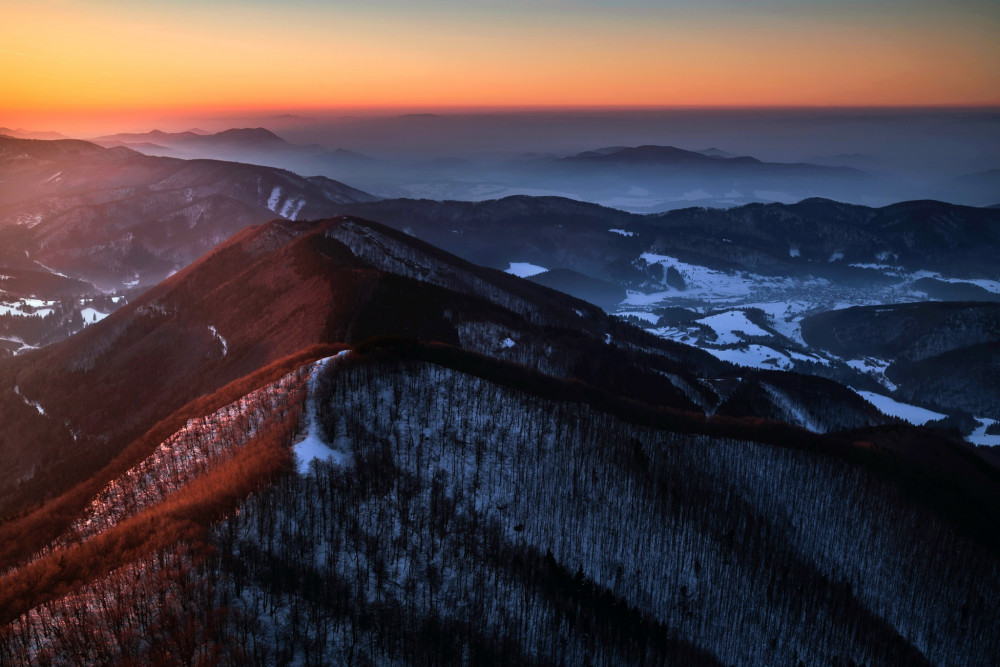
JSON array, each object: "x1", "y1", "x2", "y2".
[{"x1": 3, "y1": 0, "x2": 999, "y2": 130}]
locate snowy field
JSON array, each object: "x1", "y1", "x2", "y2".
[
  {"x1": 0, "y1": 298, "x2": 55, "y2": 318},
  {"x1": 505, "y1": 262, "x2": 548, "y2": 278},
  {"x1": 852, "y1": 390, "x2": 946, "y2": 426},
  {"x1": 612, "y1": 254, "x2": 996, "y2": 440},
  {"x1": 968, "y1": 418, "x2": 1000, "y2": 447}
]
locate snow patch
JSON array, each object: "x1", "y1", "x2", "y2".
[
  {"x1": 968, "y1": 418, "x2": 1000, "y2": 447},
  {"x1": 846, "y1": 358, "x2": 897, "y2": 391},
  {"x1": 81, "y1": 308, "x2": 109, "y2": 325},
  {"x1": 762, "y1": 384, "x2": 821, "y2": 433},
  {"x1": 500, "y1": 337, "x2": 516, "y2": 349},
  {"x1": 505, "y1": 262, "x2": 548, "y2": 278},
  {"x1": 208, "y1": 325, "x2": 228, "y2": 356},
  {"x1": 279, "y1": 197, "x2": 306, "y2": 221},
  {"x1": 0, "y1": 298, "x2": 56, "y2": 318},
  {"x1": 14, "y1": 385, "x2": 45, "y2": 415},
  {"x1": 295, "y1": 351, "x2": 352, "y2": 474},
  {"x1": 266, "y1": 186, "x2": 283, "y2": 213},
  {"x1": 33, "y1": 260, "x2": 69, "y2": 278},
  {"x1": 696, "y1": 310, "x2": 770, "y2": 345},
  {"x1": 639, "y1": 253, "x2": 755, "y2": 300},
  {"x1": 704, "y1": 344, "x2": 792, "y2": 370},
  {"x1": 608, "y1": 228, "x2": 635, "y2": 237},
  {"x1": 852, "y1": 390, "x2": 946, "y2": 426}
]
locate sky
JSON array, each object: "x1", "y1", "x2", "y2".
[{"x1": 2, "y1": 0, "x2": 999, "y2": 132}]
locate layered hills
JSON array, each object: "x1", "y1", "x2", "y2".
[
  {"x1": 802, "y1": 302, "x2": 1000, "y2": 419},
  {"x1": 0, "y1": 211, "x2": 997, "y2": 664},
  {"x1": 331, "y1": 195, "x2": 1000, "y2": 282},
  {"x1": 0, "y1": 135, "x2": 375, "y2": 291},
  {"x1": 0, "y1": 214, "x2": 897, "y2": 517}
]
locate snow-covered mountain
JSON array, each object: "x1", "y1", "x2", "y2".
[
  {"x1": 326, "y1": 195, "x2": 1000, "y2": 439},
  {"x1": 0, "y1": 139, "x2": 998, "y2": 664},
  {"x1": 0, "y1": 214, "x2": 997, "y2": 663}
]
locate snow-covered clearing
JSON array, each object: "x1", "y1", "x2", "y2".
[
  {"x1": 696, "y1": 310, "x2": 770, "y2": 344},
  {"x1": 294, "y1": 351, "x2": 352, "y2": 474},
  {"x1": 505, "y1": 262, "x2": 548, "y2": 278},
  {"x1": 968, "y1": 418, "x2": 1000, "y2": 447},
  {"x1": 0, "y1": 298, "x2": 56, "y2": 318},
  {"x1": 847, "y1": 358, "x2": 897, "y2": 391},
  {"x1": 762, "y1": 384, "x2": 821, "y2": 433},
  {"x1": 852, "y1": 390, "x2": 946, "y2": 426},
  {"x1": 741, "y1": 301, "x2": 812, "y2": 346},
  {"x1": 639, "y1": 253, "x2": 755, "y2": 300},
  {"x1": 265, "y1": 186, "x2": 306, "y2": 221},
  {"x1": 623, "y1": 289, "x2": 673, "y2": 306},
  {"x1": 266, "y1": 186, "x2": 282, "y2": 212},
  {"x1": 279, "y1": 197, "x2": 305, "y2": 220},
  {"x1": 704, "y1": 344, "x2": 794, "y2": 370},
  {"x1": 81, "y1": 308, "x2": 109, "y2": 325}
]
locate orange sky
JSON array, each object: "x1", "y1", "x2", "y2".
[{"x1": 3, "y1": 0, "x2": 998, "y2": 133}]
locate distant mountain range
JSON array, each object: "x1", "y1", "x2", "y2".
[
  {"x1": 0, "y1": 135, "x2": 376, "y2": 291},
  {"x1": 93, "y1": 127, "x2": 292, "y2": 153},
  {"x1": 329, "y1": 195, "x2": 1000, "y2": 284},
  {"x1": 0, "y1": 127, "x2": 72, "y2": 140},
  {"x1": 939, "y1": 168, "x2": 1000, "y2": 207},
  {"x1": 2, "y1": 136, "x2": 997, "y2": 430},
  {"x1": 91, "y1": 126, "x2": 378, "y2": 173},
  {"x1": 566, "y1": 144, "x2": 847, "y2": 172},
  {"x1": 69, "y1": 127, "x2": 1000, "y2": 210}
]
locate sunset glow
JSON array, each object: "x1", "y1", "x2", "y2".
[{"x1": 3, "y1": 0, "x2": 999, "y2": 133}]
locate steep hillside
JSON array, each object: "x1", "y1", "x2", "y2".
[
  {"x1": 2, "y1": 343, "x2": 997, "y2": 665},
  {"x1": 801, "y1": 302, "x2": 1000, "y2": 363},
  {"x1": 329, "y1": 196, "x2": 1000, "y2": 428},
  {"x1": 801, "y1": 302, "x2": 1000, "y2": 419},
  {"x1": 889, "y1": 342, "x2": 1000, "y2": 419},
  {"x1": 0, "y1": 212, "x2": 895, "y2": 538},
  {"x1": 0, "y1": 213, "x2": 996, "y2": 664},
  {"x1": 0, "y1": 213, "x2": 741, "y2": 519}
]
